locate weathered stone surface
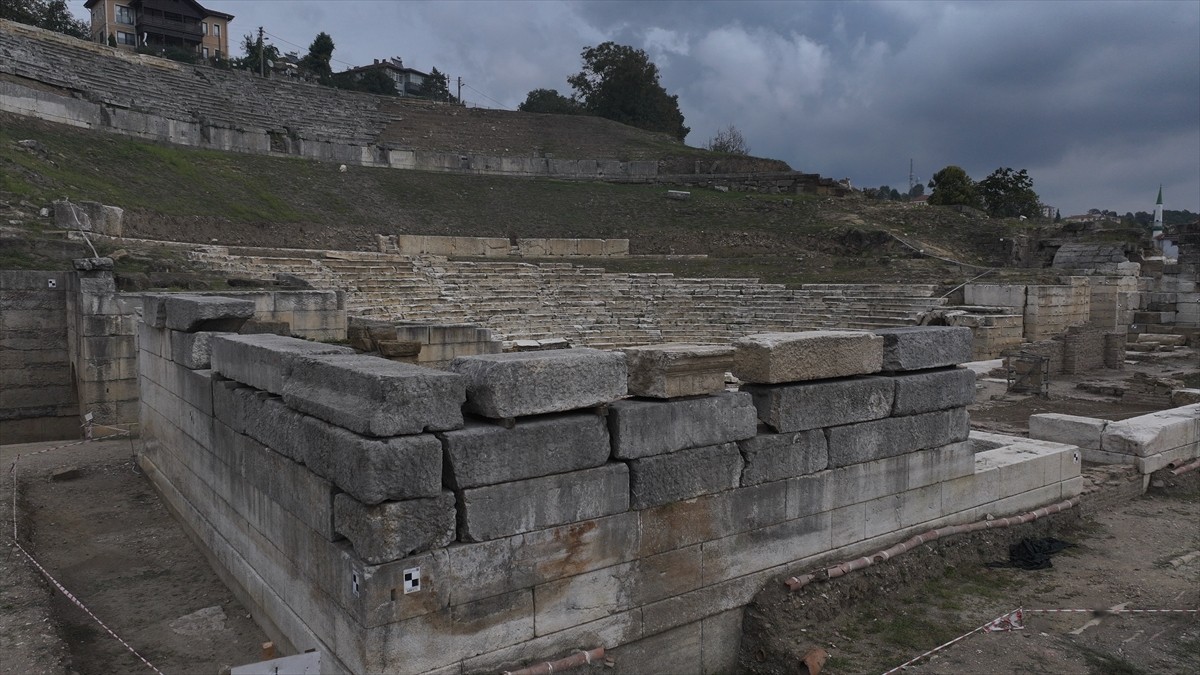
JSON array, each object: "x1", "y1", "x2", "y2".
[
  {"x1": 448, "y1": 349, "x2": 626, "y2": 419},
  {"x1": 1028, "y1": 413, "x2": 1107, "y2": 450},
  {"x1": 826, "y1": 408, "x2": 971, "y2": 468},
  {"x1": 738, "y1": 430, "x2": 829, "y2": 485},
  {"x1": 627, "y1": 443, "x2": 744, "y2": 509},
  {"x1": 72, "y1": 257, "x2": 114, "y2": 271},
  {"x1": 874, "y1": 326, "x2": 974, "y2": 371},
  {"x1": 298, "y1": 414, "x2": 443, "y2": 504},
  {"x1": 170, "y1": 331, "x2": 232, "y2": 370},
  {"x1": 744, "y1": 376, "x2": 894, "y2": 432},
  {"x1": 889, "y1": 367, "x2": 976, "y2": 416},
  {"x1": 1101, "y1": 406, "x2": 1199, "y2": 457},
  {"x1": 334, "y1": 492, "x2": 456, "y2": 564},
  {"x1": 621, "y1": 343, "x2": 734, "y2": 398},
  {"x1": 211, "y1": 334, "x2": 353, "y2": 395},
  {"x1": 608, "y1": 392, "x2": 757, "y2": 459},
  {"x1": 164, "y1": 294, "x2": 255, "y2": 332},
  {"x1": 142, "y1": 294, "x2": 169, "y2": 328},
  {"x1": 441, "y1": 414, "x2": 610, "y2": 489},
  {"x1": 732, "y1": 331, "x2": 883, "y2": 383},
  {"x1": 283, "y1": 354, "x2": 465, "y2": 436},
  {"x1": 458, "y1": 463, "x2": 630, "y2": 542}
]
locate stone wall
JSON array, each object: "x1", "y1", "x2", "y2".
[
  {"x1": 136, "y1": 298, "x2": 1083, "y2": 673},
  {"x1": 0, "y1": 270, "x2": 77, "y2": 442},
  {"x1": 1030, "y1": 405, "x2": 1199, "y2": 474},
  {"x1": 964, "y1": 278, "x2": 1091, "y2": 341},
  {"x1": 381, "y1": 235, "x2": 630, "y2": 258},
  {"x1": 64, "y1": 264, "x2": 140, "y2": 431}
]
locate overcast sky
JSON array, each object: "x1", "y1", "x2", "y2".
[{"x1": 70, "y1": 0, "x2": 1200, "y2": 216}]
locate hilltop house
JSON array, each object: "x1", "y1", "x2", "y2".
[
  {"x1": 84, "y1": 0, "x2": 232, "y2": 60},
  {"x1": 341, "y1": 57, "x2": 428, "y2": 96}
]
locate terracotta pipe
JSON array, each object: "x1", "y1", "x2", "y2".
[
  {"x1": 786, "y1": 497, "x2": 1081, "y2": 591},
  {"x1": 502, "y1": 647, "x2": 605, "y2": 675},
  {"x1": 1169, "y1": 458, "x2": 1200, "y2": 476}
]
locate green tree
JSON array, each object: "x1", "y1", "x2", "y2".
[
  {"x1": 908, "y1": 183, "x2": 925, "y2": 198},
  {"x1": 567, "y1": 42, "x2": 689, "y2": 140},
  {"x1": 927, "y1": 165, "x2": 981, "y2": 208},
  {"x1": 234, "y1": 33, "x2": 281, "y2": 73},
  {"x1": 331, "y1": 68, "x2": 398, "y2": 96},
  {"x1": 300, "y1": 32, "x2": 335, "y2": 82},
  {"x1": 2, "y1": 0, "x2": 88, "y2": 38},
  {"x1": 978, "y1": 167, "x2": 1040, "y2": 218},
  {"x1": 706, "y1": 124, "x2": 749, "y2": 155},
  {"x1": 518, "y1": 88, "x2": 581, "y2": 114},
  {"x1": 416, "y1": 67, "x2": 457, "y2": 102},
  {"x1": 1055, "y1": 209, "x2": 1062, "y2": 223}
]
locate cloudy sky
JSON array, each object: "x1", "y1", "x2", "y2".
[{"x1": 70, "y1": 0, "x2": 1199, "y2": 216}]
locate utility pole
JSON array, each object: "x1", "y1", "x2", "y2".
[
  {"x1": 456, "y1": 76, "x2": 463, "y2": 104},
  {"x1": 257, "y1": 26, "x2": 265, "y2": 77},
  {"x1": 908, "y1": 158, "x2": 916, "y2": 193}
]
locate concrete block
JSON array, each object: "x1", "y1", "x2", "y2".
[
  {"x1": 211, "y1": 334, "x2": 353, "y2": 395},
  {"x1": 874, "y1": 326, "x2": 974, "y2": 371},
  {"x1": 737, "y1": 430, "x2": 828, "y2": 485},
  {"x1": 744, "y1": 376, "x2": 894, "y2": 432},
  {"x1": 1102, "y1": 408, "x2": 1199, "y2": 457},
  {"x1": 283, "y1": 354, "x2": 465, "y2": 437},
  {"x1": 1029, "y1": 413, "x2": 1107, "y2": 450},
  {"x1": 620, "y1": 343, "x2": 733, "y2": 398},
  {"x1": 732, "y1": 331, "x2": 883, "y2": 383},
  {"x1": 299, "y1": 415, "x2": 443, "y2": 504},
  {"x1": 441, "y1": 413, "x2": 610, "y2": 489},
  {"x1": 608, "y1": 392, "x2": 757, "y2": 459},
  {"x1": 826, "y1": 408, "x2": 970, "y2": 468},
  {"x1": 169, "y1": 330, "x2": 232, "y2": 369},
  {"x1": 458, "y1": 463, "x2": 630, "y2": 542},
  {"x1": 889, "y1": 367, "x2": 976, "y2": 416},
  {"x1": 628, "y1": 443, "x2": 743, "y2": 509},
  {"x1": 638, "y1": 480, "x2": 788, "y2": 556},
  {"x1": 448, "y1": 349, "x2": 626, "y2": 418},
  {"x1": 163, "y1": 294, "x2": 254, "y2": 332},
  {"x1": 333, "y1": 492, "x2": 457, "y2": 564}
]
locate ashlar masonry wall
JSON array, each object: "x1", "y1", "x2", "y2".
[{"x1": 137, "y1": 297, "x2": 1082, "y2": 674}]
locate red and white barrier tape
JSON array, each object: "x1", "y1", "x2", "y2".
[
  {"x1": 1025, "y1": 608, "x2": 1198, "y2": 614},
  {"x1": 8, "y1": 432, "x2": 163, "y2": 674}
]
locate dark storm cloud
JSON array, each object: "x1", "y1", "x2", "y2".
[{"x1": 69, "y1": 0, "x2": 1199, "y2": 214}]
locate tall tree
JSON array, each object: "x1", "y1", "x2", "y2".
[
  {"x1": 567, "y1": 42, "x2": 689, "y2": 140},
  {"x1": 978, "y1": 167, "x2": 1040, "y2": 218},
  {"x1": 416, "y1": 67, "x2": 457, "y2": 102},
  {"x1": 234, "y1": 33, "x2": 280, "y2": 73},
  {"x1": 300, "y1": 32, "x2": 335, "y2": 82},
  {"x1": 706, "y1": 124, "x2": 750, "y2": 155},
  {"x1": 518, "y1": 88, "x2": 581, "y2": 114},
  {"x1": 3, "y1": 0, "x2": 88, "y2": 38},
  {"x1": 927, "y1": 165, "x2": 981, "y2": 209}
]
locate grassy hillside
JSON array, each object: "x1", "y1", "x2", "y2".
[{"x1": 1, "y1": 113, "x2": 1052, "y2": 287}]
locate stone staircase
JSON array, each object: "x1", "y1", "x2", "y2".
[{"x1": 188, "y1": 248, "x2": 948, "y2": 346}]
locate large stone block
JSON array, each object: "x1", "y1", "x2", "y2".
[
  {"x1": 889, "y1": 367, "x2": 976, "y2": 416},
  {"x1": 298, "y1": 415, "x2": 443, "y2": 504},
  {"x1": 163, "y1": 294, "x2": 255, "y2": 332},
  {"x1": 620, "y1": 343, "x2": 734, "y2": 398},
  {"x1": 448, "y1": 349, "x2": 626, "y2": 418},
  {"x1": 458, "y1": 463, "x2": 630, "y2": 542},
  {"x1": 738, "y1": 430, "x2": 829, "y2": 485},
  {"x1": 334, "y1": 492, "x2": 457, "y2": 565},
  {"x1": 170, "y1": 330, "x2": 233, "y2": 369},
  {"x1": 826, "y1": 408, "x2": 970, "y2": 468},
  {"x1": 873, "y1": 326, "x2": 974, "y2": 371},
  {"x1": 441, "y1": 414, "x2": 610, "y2": 489},
  {"x1": 1101, "y1": 406, "x2": 1199, "y2": 457},
  {"x1": 608, "y1": 392, "x2": 757, "y2": 459},
  {"x1": 283, "y1": 354, "x2": 465, "y2": 437},
  {"x1": 210, "y1": 334, "x2": 353, "y2": 395},
  {"x1": 627, "y1": 443, "x2": 743, "y2": 509},
  {"x1": 744, "y1": 376, "x2": 894, "y2": 432},
  {"x1": 732, "y1": 331, "x2": 883, "y2": 383},
  {"x1": 1028, "y1": 413, "x2": 1107, "y2": 450}
]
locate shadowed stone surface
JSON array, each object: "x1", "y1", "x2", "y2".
[
  {"x1": 889, "y1": 367, "x2": 976, "y2": 416},
  {"x1": 627, "y1": 443, "x2": 744, "y2": 509},
  {"x1": 874, "y1": 326, "x2": 974, "y2": 371},
  {"x1": 211, "y1": 334, "x2": 353, "y2": 395},
  {"x1": 441, "y1": 414, "x2": 610, "y2": 489},
  {"x1": 164, "y1": 294, "x2": 255, "y2": 332},
  {"x1": 608, "y1": 392, "x2": 757, "y2": 459},
  {"x1": 448, "y1": 349, "x2": 626, "y2": 419},
  {"x1": 171, "y1": 331, "x2": 232, "y2": 370},
  {"x1": 738, "y1": 430, "x2": 829, "y2": 485},
  {"x1": 732, "y1": 331, "x2": 883, "y2": 384},
  {"x1": 298, "y1": 414, "x2": 443, "y2": 504},
  {"x1": 334, "y1": 492, "x2": 456, "y2": 564},
  {"x1": 826, "y1": 408, "x2": 971, "y2": 468},
  {"x1": 621, "y1": 343, "x2": 734, "y2": 398},
  {"x1": 744, "y1": 376, "x2": 894, "y2": 432}
]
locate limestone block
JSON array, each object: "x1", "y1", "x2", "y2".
[
  {"x1": 1101, "y1": 407, "x2": 1199, "y2": 457},
  {"x1": 732, "y1": 331, "x2": 883, "y2": 384},
  {"x1": 298, "y1": 415, "x2": 443, "y2": 504},
  {"x1": 442, "y1": 414, "x2": 610, "y2": 489},
  {"x1": 744, "y1": 376, "x2": 894, "y2": 432},
  {"x1": 163, "y1": 294, "x2": 255, "y2": 332},
  {"x1": 889, "y1": 367, "x2": 976, "y2": 416},
  {"x1": 637, "y1": 481, "x2": 789, "y2": 556},
  {"x1": 620, "y1": 343, "x2": 733, "y2": 398},
  {"x1": 212, "y1": 380, "x2": 249, "y2": 434},
  {"x1": 1028, "y1": 413, "x2": 1107, "y2": 450},
  {"x1": 241, "y1": 395, "x2": 308, "y2": 463},
  {"x1": 169, "y1": 330, "x2": 232, "y2": 369},
  {"x1": 700, "y1": 512, "x2": 830, "y2": 585},
  {"x1": 738, "y1": 429, "x2": 829, "y2": 485},
  {"x1": 874, "y1": 326, "x2": 974, "y2": 371},
  {"x1": 458, "y1": 463, "x2": 630, "y2": 542},
  {"x1": 210, "y1": 334, "x2": 353, "y2": 395},
  {"x1": 608, "y1": 392, "x2": 757, "y2": 459},
  {"x1": 448, "y1": 349, "x2": 626, "y2": 419},
  {"x1": 334, "y1": 492, "x2": 456, "y2": 564},
  {"x1": 826, "y1": 408, "x2": 970, "y2": 468},
  {"x1": 283, "y1": 354, "x2": 465, "y2": 437},
  {"x1": 627, "y1": 442, "x2": 743, "y2": 509}
]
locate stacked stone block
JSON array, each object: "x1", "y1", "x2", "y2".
[
  {"x1": 0, "y1": 270, "x2": 76, "y2": 442},
  {"x1": 1031, "y1": 405, "x2": 1199, "y2": 474},
  {"x1": 67, "y1": 262, "x2": 140, "y2": 431}
]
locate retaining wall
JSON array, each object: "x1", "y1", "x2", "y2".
[
  {"x1": 381, "y1": 235, "x2": 630, "y2": 258},
  {"x1": 136, "y1": 296, "x2": 1083, "y2": 673},
  {"x1": 0, "y1": 270, "x2": 77, "y2": 442},
  {"x1": 964, "y1": 278, "x2": 1091, "y2": 341}
]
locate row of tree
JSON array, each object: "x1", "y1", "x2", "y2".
[
  {"x1": 928, "y1": 165, "x2": 1042, "y2": 218},
  {"x1": 2, "y1": 0, "x2": 88, "y2": 38}
]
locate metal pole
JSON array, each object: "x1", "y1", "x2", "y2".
[{"x1": 258, "y1": 26, "x2": 265, "y2": 77}]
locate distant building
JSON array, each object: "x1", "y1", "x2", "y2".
[
  {"x1": 84, "y1": 0, "x2": 233, "y2": 60},
  {"x1": 1039, "y1": 205, "x2": 1056, "y2": 219},
  {"x1": 908, "y1": 194, "x2": 929, "y2": 206},
  {"x1": 341, "y1": 58, "x2": 429, "y2": 96}
]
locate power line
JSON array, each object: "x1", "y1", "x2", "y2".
[{"x1": 462, "y1": 82, "x2": 509, "y2": 110}]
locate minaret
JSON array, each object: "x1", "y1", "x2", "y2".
[{"x1": 1152, "y1": 185, "x2": 1164, "y2": 250}]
